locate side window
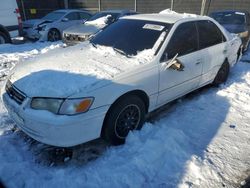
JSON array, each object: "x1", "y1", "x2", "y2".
[
  {"x1": 65, "y1": 12, "x2": 79, "y2": 20},
  {"x1": 79, "y1": 12, "x2": 91, "y2": 20},
  {"x1": 164, "y1": 22, "x2": 198, "y2": 59},
  {"x1": 197, "y1": 20, "x2": 226, "y2": 50}
]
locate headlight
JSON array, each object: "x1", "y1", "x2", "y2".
[
  {"x1": 238, "y1": 31, "x2": 249, "y2": 38},
  {"x1": 31, "y1": 97, "x2": 94, "y2": 115},
  {"x1": 36, "y1": 24, "x2": 47, "y2": 31}
]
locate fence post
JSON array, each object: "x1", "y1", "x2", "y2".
[
  {"x1": 64, "y1": 0, "x2": 68, "y2": 9},
  {"x1": 200, "y1": 0, "x2": 207, "y2": 15},
  {"x1": 98, "y1": 0, "x2": 101, "y2": 11},
  {"x1": 171, "y1": 0, "x2": 174, "y2": 11}
]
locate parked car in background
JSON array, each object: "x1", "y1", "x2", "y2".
[
  {"x1": 2, "y1": 12, "x2": 241, "y2": 147},
  {"x1": 22, "y1": 9, "x2": 92, "y2": 42},
  {"x1": 63, "y1": 10, "x2": 137, "y2": 45},
  {"x1": 209, "y1": 10, "x2": 250, "y2": 52},
  {"x1": 0, "y1": 0, "x2": 22, "y2": 44}
]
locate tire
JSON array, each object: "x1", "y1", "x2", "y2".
[
  {"x1": 0, "y1": 31, "x2": 11, "y2": 44},
  {"x1": 47, "y1": 29, "x2": 61, "y2": 42},
  {"x1": 102, "y1": 95, "x2": 146, "y2": 145},
  {"x1": 212, "y1": 61, "x2": 230, "y2": 86}
]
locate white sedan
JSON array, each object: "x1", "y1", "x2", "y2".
[{"x1": 2, "y1": 13, "x2": 241, "y2": 147}]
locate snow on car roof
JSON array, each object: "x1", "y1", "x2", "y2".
[{"x1": 123, "y1": 9, "x2": 207, "y2": 24}]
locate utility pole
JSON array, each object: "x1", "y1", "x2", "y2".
[
  {"x1": 135, "y1": 0, "x2": 137, "y2": 12},
  {"x1": 200, "y1": 0, "x2": 207, "y2": 15},
  {"x1": 171, "y1": 0, "x2": 174, "y2": 11}
]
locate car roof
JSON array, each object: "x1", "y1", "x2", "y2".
[
  {"x1": 53, "y1": 9, "x2": 90, "y2": 13},
  {"x1": 101, "y1": 9, "x2": 135, "y2": 14},
  {"x1": 122, "y1": 13, "x2": 208, "y2": 24}
]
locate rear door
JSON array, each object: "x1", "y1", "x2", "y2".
[
  {"x1": 0, "y1": 0, "x2": 18, "y2": 27},
  {"x1": 196, "y1": 20, "x2": 227, "y2": 86},
  {"x1": 157, "y1": 21, "x2": 203, "y2": 106}
]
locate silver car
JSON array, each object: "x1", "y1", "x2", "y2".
[
  {"x1": 22, "y1": 9, "x2": 92, "y2": 42},
  {"x1": 63, "y1": 10, "x2": 137, "y2": 45}
]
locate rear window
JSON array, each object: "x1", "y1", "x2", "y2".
[
  {"x1": 91, "y1": 19, "x2": 172, "y2": 56},
  {"x1": 210, "y1": 12, "x2": 246, "y2": 25}
]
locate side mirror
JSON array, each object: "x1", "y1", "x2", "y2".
[
  {"x1": 169, "y1": 59, "x2": 185, "y2": 71},
  {"x1": 105, "y1": 16, "x2": 115, "y2": 25},
  {"x1": 163, "y1": 53, "x2": 185, "y2": 71},
  {"x1": 61, "y1": 18, "x2": 69, "y2": 22}
]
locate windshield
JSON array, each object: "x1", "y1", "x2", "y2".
[
  {"x1": 210, "y1": 12, "x2": 246, "y2": 25},
  {"x1": 91, "y1": 19, "x2": 171, "y2": 56},
  {"x1": 42, "y1": 12, "x2": 65, "y2": 21},
  {"x1": 88, "y1": 12, "x2": 120, "y2": 21}
]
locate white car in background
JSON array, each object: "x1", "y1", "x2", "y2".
[
  {"x1": 2, "y1": 12, "x2": 241, "y2": 147},
  {"x1": 0, "y1": 0, "x2": 22, "y2": 44},
  {"x1": 22, "y1": 9, "x2": 92, "y2": 42}
]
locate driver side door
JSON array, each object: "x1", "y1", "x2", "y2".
[{"x1": 157, "y1": 21, "x2": 203, "y2": 106}]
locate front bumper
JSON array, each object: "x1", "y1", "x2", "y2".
[
  {"x1": 241, "y1": 36, "x2": 250, "y2": 51},
  {"x1": 2, "y1": 92, "x2": 109, "y2": 147},
  {"x1": 22, "y1": 28, "x2": 48, "y2": 41}
]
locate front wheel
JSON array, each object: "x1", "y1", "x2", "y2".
[
  {"x1": 0, "y1": 31, "x2": 11, "y2": 44},
  {"x1": 102, "y1": 96, "x2": 146, "y2": 145},
  {"x1": 212, "y1": 61, "x2": 230, "y2": 86},
  {"x1": 48, "y1": 29, "x2": 61, "y2": 42}
]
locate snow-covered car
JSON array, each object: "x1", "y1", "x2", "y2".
[
  {"x1": 22, "y1": 9, "x2": 92, "y2": 42},
  {"x1": 209, "y1": 10, "x2": 250, "y2": 52},
  {"x1": 62, "y1": 10, "x2": 137, "y2": 45},
  {"x1": 2, "y1": 12, "x2": 241, "y2": 147}
]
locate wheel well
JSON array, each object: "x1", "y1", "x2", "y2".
[
  {"x1": 100, "y1": 90, "x2": 149, "y2": 137},
  {"x1": 48, "y1": 28, "x2": 61, "y2": 38},
  {"x1": 0, "y1": 25, "x2": 11, "y2": 41}
]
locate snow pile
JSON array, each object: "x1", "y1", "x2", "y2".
[
  {"x1": 159, "y1": 9, "x2": 198, "y2": 18},
  {"x1": 9, "y1": 42, "x2": 154, "y2": 97},
  {"x1": 0, "y1": 43, "x2": 249, "y2": 188},
  {"x1": 0, "y1": 42, "x2": 62, "y2": 78},
  {"x1": 85, "y1": 15, "x2": 111, "y2": 26}
]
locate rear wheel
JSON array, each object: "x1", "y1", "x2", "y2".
[
  {"x1": 0, "y1": 31, "x2": 11, "y2": 44},
  {"x1": 212, "y1": 61, "x2": 230, "y2": 86},
  {"x1": 102, "y1": 96, "x2": 146, "y2": 145},
  {"x1": 48, "y1": 29, "x2": 61, "y2": 42}
]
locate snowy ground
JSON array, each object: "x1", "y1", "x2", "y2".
[{"x1": 0, "y1": 41, "x2": 250, "y2": 188}]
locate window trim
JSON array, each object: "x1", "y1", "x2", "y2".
[{"x1": 196, "y1": 20, "x2": 226, "y2": 51}]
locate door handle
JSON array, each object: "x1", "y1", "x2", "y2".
[{"x1": 196, "y1": 59, "x2": 202, "y2": 65}]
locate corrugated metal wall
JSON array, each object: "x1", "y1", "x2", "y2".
[
  {"x1": 17, "y1": 0, "x2": 64, "y2": 20},
  {"x1": 17, "y1": 0, "x2": 250, "y2": 20}
]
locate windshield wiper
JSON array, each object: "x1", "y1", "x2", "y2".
[
  {"x1": 91, "y1": 42, "x2": 97, "y2": 48},
  {"x1": 113, "y1": 47, "x2": 129, "y2": 57}
]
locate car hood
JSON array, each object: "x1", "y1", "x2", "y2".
[
  {"x1": 222, "y1": 24, "x2": 247, "y2": 34},
  {"x1": 23, "y1": 19, "x2": 53, "y2": 28},
  {"x1": 9, "y1": 43, "x2": 152, "y2": 98},
  {"x1": 64, "y1": 23, "x2": 101, "y2": 36}
]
